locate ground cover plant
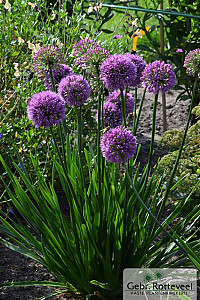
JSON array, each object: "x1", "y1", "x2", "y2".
[{"x1": 0, "y1": 1, "x2": 200, "y2": 299}]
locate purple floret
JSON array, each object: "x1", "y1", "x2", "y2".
[
  {"x1": 27, "y1": 91, "x2": 66, "y2": 128},
  {"x1": 44, "y1": 64, "x2": 74, "y2": 90},
  {"x1": 100, "y1": 126, "x2": 137, "y2": 164},
  {"x1": 184, "y1": 48, "x2": 200, "y2": 77},
  {"x1": 141, "y1": 61, "x2": 176, "y2": 94},
  {"x1": 33, "y1": 45, "x2": 65, "y2": 77},
  {"x1": 107, "y1": 90, "x2": 134, "y2": 115},
  {"x1": 124, "y1": 53, "x2": 147, "y2": 87},
  {"x1": 100, "y1": 54, "x2": 137, "y2": 90},
  {"x1": 58, "y1": 75, "x2": 90, "y2": 107}
]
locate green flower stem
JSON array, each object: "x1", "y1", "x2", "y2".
[
  {"x1": 120, "y1": 89, "x2": 127, "y2": 127},
  {"x1": 145, "y1": 93, "x2": 158, "y2": 183},
  {"x1": 97, "y1": 92, "x2": 102, "y2": 204},
  {"x1": 76, "y1": 106, "x2": 82, "y2": 157},
  {"x1": 157, "y1": 76, "x2": 199, "y2": 219},
  {"x1": 123, "y1": 162, "x2": 193, "y2": 261},
  {"x1": 133, "y1": 88, "x2": 137, "y2": 134},
  {"x1": 133, "y1": 88, "x2": 146, "y2": 136}
]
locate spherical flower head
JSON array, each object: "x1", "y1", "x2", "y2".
[
  {"x1": 44, "y1": 64, "x2": 74, "y2": 90},
  {"x1": 75, "y1": 47, "x2": 110, "y2": 70},
  {"x1": 98, "y1": 101, "x2": 122, "y2": 128},
  {"x1": 100, "y1": 54, "x2": 137, "y2": 90},
  {"x1": 72, "y1": 38, "x2": 99, "y2": 58},
  {"x1": 101, "y1": 126, "x2": 137, "y2": 164},
  {"x1": 58, "y1": 75, "x2": 90, "y2": 107},
  {"x1": 107, "y1": 90, "x2": 134, "y2": 115},
  {"x1": 141, "y1": 61, "x2": 176, "y2": 94},
  {"x1": 184, "y1": 48, "x2": 200, "y2": 77},
  {"x1": 27, "y1": 91, "x2": 66, "y2": 128},
  {"x1": 124, "y1": 53, "x2": 147, "y2": 87},
  {"x1": 33, "y1": 45, "x2": 65, "y2": 77}
]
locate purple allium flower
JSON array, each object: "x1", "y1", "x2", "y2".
[
  {"x1": 184, "y1": 48, "x2": 200, "y2": 77},
  {"x1": 176, "y1": 49, "x2": 183, "y2": 53},
  {"x1": 96, "y1": 90, "x2": 134, "y2": 127},
  {"x1": 100, "y1": 54, "x2": 137, "y2": 90},
  {"x1": 101, "y1": 126, "x2": 137, "y2": 163},
  {"x1": 33, "y1": 45, "x2": 65, "y2": 77},
  {"x1": 114, "y1": 35, "x2": 123, "y2": 39},
  {"x1": 27, "y1": 91, "x2": 66, "y2": 128},
  {"x1": 58, "y1": 75, "x2": 90, "y2": 107},
  {"x1": 124, "y1": 53, "x2": 147, "y2": 87},
  {"x1": 107, "y1": 90, "x2": 134, "y2": 115},
  {"x1": 141, "y1": 61, "x2": 176, "y2": 94},
  {"x1": 72, "y1": 38, "x2": 100, "y2": 58},
  {"x1": 44, "y1": 64, "x2": 74, "y2": 90},
  {"x1": 72, "y1": 38, "x2": 110, "y2": 71}
]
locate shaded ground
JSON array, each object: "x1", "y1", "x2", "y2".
[{"x1": 0, "y1": 88, "x2": 198, "y2": 299}]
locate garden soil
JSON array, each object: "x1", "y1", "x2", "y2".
[{"x1": 0, "y1": 88, "x2": 199, "y2": 300}]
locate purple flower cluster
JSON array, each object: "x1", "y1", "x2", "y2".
[
  {"x1": 176, "y1": 49, "x2": 183, "y2": 53},
  {"x1": 44, "y1": 64, "x2": 74, "y2": 90},
  {"x1": 124, "y1": 53, "x2": 147, "y2": 87},
  {"x1": 101, "y1": 126, "x2": 137, "y2": 164},
  {"x1": 97, "y1": 90, "x2": 134, "y2": 128},
  {"x1": 184, "y1": 48, "x2": 200, "y2": 77},
  {"x1": 100, "y1": 54, "x2": 137, "y2": 90},
  {"x1": 72, "y1": 38, "x2": 110, "y2": 70},
  {"x1": 58, "y1": 75, "x2": 90, "y2": 107},
  {"x1": 141, "y1": 61, "x2": 176, "y2": 94},
  {"x1": 33, "y1": 45, "x2": 65, "y2": 77},
  {"x1": 27, "y1": 91, "x2": 66, "y2": 128}
]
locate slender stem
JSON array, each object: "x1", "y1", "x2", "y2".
[
  {"x1": 120, "y1": 89, "x2": 127, "y2": 127},
  {"x1": 133, "y1": 88, "x2": 146, "y2": 135},
  {"x1": 123, "y1": 163, "x2": 192, "y2": 260},
  {"x1": 76, "y1": 106, "x2": 82, "y2": 157},
  {"x1": 133, "y1": 88, "x2": 137, "y2": 133},
  {"x1": 145, "y1": 93, "x2": 158, "y2": 183},
  {"x1": 49, "y1": 67, "x2": 56, "y2": 92},
  {"x1": 97, "y1": 92, "x2": 102, "y2": 204}
]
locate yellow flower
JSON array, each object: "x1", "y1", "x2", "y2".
[{"x1": 56, "y1": 39, "x2": 64, "y2": 48}]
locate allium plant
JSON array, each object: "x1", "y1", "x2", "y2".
[
  {"x1": 27, "y1": 91, "x2": 66, "y2": 127},
  {"x1": 100, "y1": 54, "x2": 137, "y2": 90},
  {"x1": 0, "y1": 46, "x2": 200, "y2": 300},
  {"x1": 124, "y1": 53, "x2": 147, "y2": 87},
  {"x1": 184, "y1": 48, "x2": 200, "y2": 77},
  {"x1": 98, "y1": 90, "x2": 134, "y2": 128},
  {"x1": 44, "y1": 64, "x2": 74, "y2": 91},
  {"x1": 101, "y1": 126, "x2": 137, "y2": 163},
  {"x1": 33, "y1": 45, "x2": 65, "y2": 77},
  {"x1": 141, "y1": 60, "x2": 176, "y2": 94},
  {"x1": 58, "y1": 75, "x2": 90, "y2": 107}
]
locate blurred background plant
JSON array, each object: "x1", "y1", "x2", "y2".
[{"x1": 156, "y1": 103, "x2": 200, "y2": 213}]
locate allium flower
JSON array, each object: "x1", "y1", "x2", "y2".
[
  {"x1": 141, "y1": 61, "x2": 176, "y2": 94},
  {"x1": 72, "y1": 38, "x2": 99, "y2": 58},
  {"x1": 184, "y1": 48, "x2": 200, "y2": 77},
  {"x1": 33, "y1": 45, "x2": 65, "y2": 77},
  {"x1": 101, "y1": 126, "x2": 137, "y2": 163},
  {"x1": 97, "y1": 90, "x2": 134, "y2": 127},
  {"x1": 44, "y1": 64, "x2": 74, "y2": 90},
  {"x1": 72, "y1": 38, "x2": 110, "y2": 71},
  {"x1": 27, "y1": 91, "x2": 66, "y2": 128},
  {"x1": 124, "y1": 53, "x2": 147, "y2": 87},
  {"x1": 100, "y1": 54, "x2": 137, "y2": 90},
  {"x1": 58, "y1": 75, "x2": 90, "y2": 107}
]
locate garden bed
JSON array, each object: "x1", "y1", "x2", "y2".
[{"x1": 0, "y1": 88, "x2": 193, "y2": 300}]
